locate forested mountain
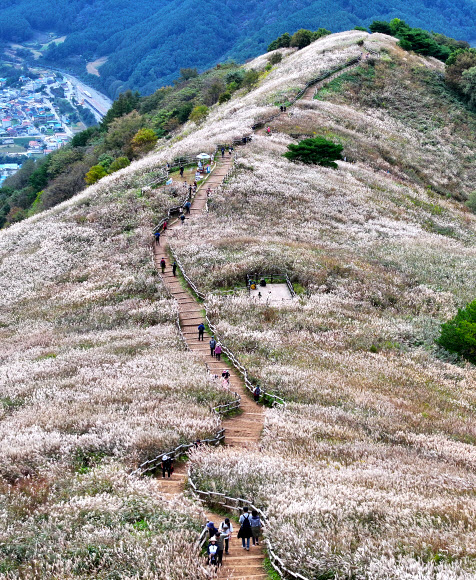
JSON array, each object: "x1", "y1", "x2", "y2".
[{"x1": 0, "y1": 0, "x2": 475, "y2": 97}]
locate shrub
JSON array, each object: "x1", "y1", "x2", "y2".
[
  {"x1": 189, "y1": 105, "x2": 209, "y2": 124},
  {"x1": 354, "y1": 26, "x2": 368, "y2": 32},
  {"x1": 437, "y1": 300, "x2": 476, "y2": 364},
  {"x1": 369, "y1": 21, "x2": 392, "y2": 35},
  {"x1": 268, "y1": 52, "x2": 283, "y2": 65},
  {"x1": 290, "y1": 29, "x2": 313, "y2": 49},
  {"x1": 85, "y1": 164, "x2": 107, "y2": 185},
  {"x1": 130, "y1": 128, "x2": 158, "y2": 157},
  {"x1": 242, "y1": 69, "x2": 260, "y2": 89},
  {"x1": 109, "y1": 157, "x2": 131, "y2": 173},
  {"x1": 283, "y1": 137, "x2": 343, "y2": 168},
  {"x1": 466, "y1": 191, "x2": 476, "y2": 213},
  {"x1": 218, "y1": 92, "x2": 231, "y2": 104}
]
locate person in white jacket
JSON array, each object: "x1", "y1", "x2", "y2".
[{"x1": 219, "y1": 518, "x2": 233, "y2": 554}]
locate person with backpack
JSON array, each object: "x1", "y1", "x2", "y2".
[
  {"x1": 160, "y1": 257, "x2": 166, "y2": 274},
  {"x1": 214, "y1": 344, "x2": 222, "y2": 361},
  {"x1": 214, "y1": 532, "x2": 224, "y2": 565},
  {"x1": 253, "y1": 385, "x2": 261, "y2": 403},
  {"x1": 180, "y1": 165, "x2": 184, "y2": 177},
  {"x1": 172, "y1": 261, "x2": 177, "y2": 276},
  {"x1": 250, "y1": 510, "x2": 262, "y2": 546},
  {"x1": 198, "y1": 323, "x2": 205, "y2": 341},
  {"x1": 238, "y1": 507, "x2": 253, "y2": 550},
  {"x1": 154, "y1": 231, "x2": 161, "y2": 245},
  {"x1": 180, "y1": 213, "x2": 185, "y2": 225},
  {"x1": 219, "y1": 518, "x2": 233, "y2": 554},
  {"x1": 161, "y1": 454, "x2": 173, "y2": 478},
  {"x1": 209, "y1": 337, "x2": 216, "y2": 357},
  {"x1": 184, "y1": 201, "x2": 191, "y2": 214}
]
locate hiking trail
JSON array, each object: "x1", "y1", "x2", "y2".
[{"x1": 153, "y1": 153, "x2": 267, "y2": 580}]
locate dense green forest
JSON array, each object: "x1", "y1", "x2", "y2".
[{"x1": 0, "y1": 0, "x2": 475, "y2": 97}]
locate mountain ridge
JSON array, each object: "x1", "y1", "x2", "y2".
[{"x1": 1, "y1": 0, "x2": 475, "y2": 97}]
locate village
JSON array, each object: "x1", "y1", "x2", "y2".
[{"x1": 0, "y1": 72, "x2": 88, "y2": 185}]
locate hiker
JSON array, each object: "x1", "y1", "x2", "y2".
[
  {"x1": 250, "y1": 510, "x2": 262, "y2": 546},
  {"x1": 219, "y1": 518, "x2": 233, "y2": 554},
  {"x1": 162, "y1": 220, "x2": 167, "y2": 231},
  {"x1": 214, "y1": 532, "x2": 224, "y2": 565},
  {"x1": 161, "y1": 454, "x2": 173, "y2": 478},
  {"x1": 253, "y1": 385, "x2": 261, "y2": 403},
  {"x1": 160, "y1": 257, "x2": 166, "y2": 273},
  {"x1": 238, "y1": 507, "x2": 253, "y2": 550},
  {"x1": 266, "y1": 126, "x2": 271, "y2": 134},
  {"x1": 209, "y1": 336, "x2": 216, "y2": 357},
  {"x1": 221, "y1": 147, "x2": 225, "y2": 157},
  {"x1": 172, "y1": 261, "x2": 177, "y2": 276},
  {"x1": 280, "y1": 105, "x2": 283, "y2": 112},
  {"x1": 189, "y1": 184, "x2": 192, "y2": 196},
  {"x1": 180, "y1": 213, "x2": 185, "y2": 225},
  {"x1": 222, "y1": 369, "x2": 230, "y2": 387},
  {"x1": 206, "y1": 187, "x2": 212, "y2": 196},
  {"x1": 214, "y1": 343, "x2": 222, "y2": 360},
  {"x1": 228, "y1": 146, "x2": 232, "y2": 155},
  {"x1": 184, "y1": 201, "x2": 191, "y2": 214},
  {"x1": 198, "y1": 323, "x2": 205, "y2": 341},
  {"x1": 207, "y1": 538, "x2": 218, "y2": 566},
  {"x1": 154, "y1": 231, "x2": 161, "y2": 245},
  {"x1": 180, "y1": 165, "x2": 184, "y2": 177},
  {"x1": 194, "y1": 438, "x2": 202, "y2": 447},
  {"x1": 207, "y1": 521, "x2": 219, "y2": 538},
  {"x1": 283, "y1": 105, "x2": 286, "y2": 112}
]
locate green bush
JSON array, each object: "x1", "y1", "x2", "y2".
[
  {"x1": 466, "y1": 191, "x2": 476, "y2": 213},
  {"x1": 283, "y1": 137, "x2": 343, "y2": 168},
  {"x1": 268, "y1": 52, "x2": 283, "y2": 65},
  {"x1": 437, "y1": 300, "x2": 476, "y2": 364},
  {"x1": 218, "y1": 92, "x2": 232, "y2": 104},
  {"x1": 85, "y1": 165, "x2": 107, "y2": 185},
  {"x1": 109, "y1": 157, "x2": 131, "y2": 173},
  {"x1": 189, "y1": 105, "x2": 209, "y2": 124}
]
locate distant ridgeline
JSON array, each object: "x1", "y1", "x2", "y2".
[
  {"x1": 1, "y1": 17, "x2": 475, "y2": 230},
  {"x1": 0, "y1": 0, "x2": 475, "y2": 97}
]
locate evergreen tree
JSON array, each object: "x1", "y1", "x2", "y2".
[
  {"x1": 437, "y1": 301, "x2": 476, "y2": 364},
  {"x1": 283, "y1": 137, "x2": 343, "y2": 168}
]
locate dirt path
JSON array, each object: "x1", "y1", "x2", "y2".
[
  {"x1": 257, "y1": 54, "x2": 365, "y2": 135},
  {"x1": 153, "y1": 154, "x2": 267, "y2": 579}
]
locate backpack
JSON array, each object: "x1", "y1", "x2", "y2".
[{"x1": 241, "y1": 514, "x2": 251, "y2": 531}]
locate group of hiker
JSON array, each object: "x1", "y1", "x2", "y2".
[
  {"x1": 159, "y1": 258, "x2": 177, "y2": 276},
  {"x1": 205, "y1": 332, "x2": 222, "y2": 360},
  {"x1": 207, "y1": 507, "x2": 263, "y2": 566}
]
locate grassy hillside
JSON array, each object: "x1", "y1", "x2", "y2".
[
  {"x1": 1, "y1": 29, "x2": 476, "y2": 577},
  {"x1": 1, "y1": 0, "x2": 475, "y2": 96},
  {"x1": 0, "y1": 158, "x2": 233, "y2": 576},
  {"x1": 162, "y1": 31, "x2": 476, "y2": 577}
]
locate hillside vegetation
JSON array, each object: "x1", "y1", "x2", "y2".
[
  {"x1": 160, "y1": 31, "x2": 476, "y2": 577},
  {"x1": 0, "y1": 0, "x2": 475, "y2": 96},
  {"x1": 1, "y1": 29, "x2": 476, "y2": 578}
]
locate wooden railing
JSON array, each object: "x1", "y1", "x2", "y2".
[
  {"x1": 168, "y1": 248, "x2": 286, "y2": 408},
  {"x1": 189, "y1": 471, "x2": 310, "y2": 580}
]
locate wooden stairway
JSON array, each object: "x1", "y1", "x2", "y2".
[{"x1": 153, "y1": 153, "x2": 267, "y2": 579}]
